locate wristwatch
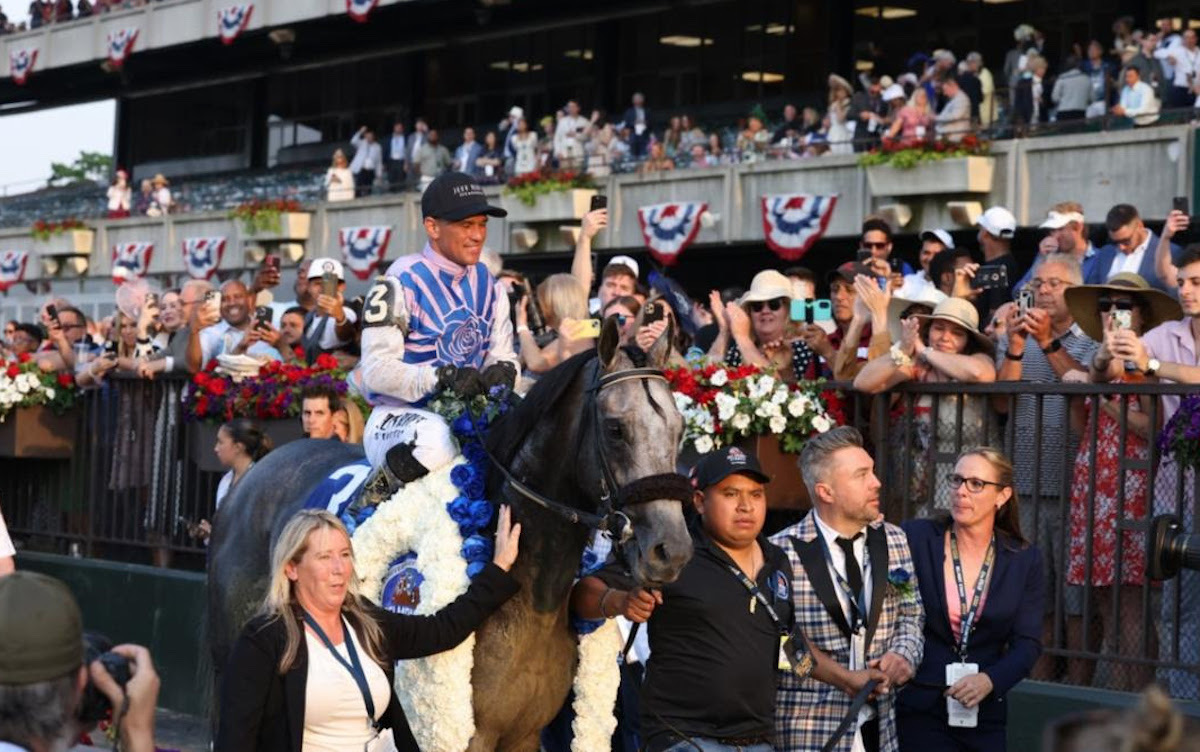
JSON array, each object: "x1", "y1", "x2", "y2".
[
  {"x1": 889, "y1": 343, "x2": 913, "y2": 368},
  {"x1": 1145, "y1": 358, "x2": 1161, "y2": 376},
  {"x1": 1041, "y1": 338, "x2": 1062, "y2": 355}
]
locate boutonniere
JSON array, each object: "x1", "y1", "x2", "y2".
[{"x1": 886, "y1": 568, "x2": 915, "y2": 600}]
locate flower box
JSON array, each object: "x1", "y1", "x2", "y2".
[
  {"x1": 866, "y1": 156, "x2": 995, "y2": 197},
  {"x1": 501, "y1": 188, "x2": 596, "y2": 223},
  {"x1": 242, "y1": 212, "x2": 311, "y2": 242},
  {"x1": 33, "y1": 229, "x2": 95, "y2": 256},
  {"x1": 0, "y1": 406, "x2": 76, "y2": 458},
  {"x1": 187, "y1": 418, "x2": 306, "y2": 473}
]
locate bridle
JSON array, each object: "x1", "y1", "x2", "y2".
[{"x1": 473, "y1": 361, "x2": 692, "y2": 547}]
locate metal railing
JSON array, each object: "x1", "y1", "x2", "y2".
[{"x1": 4, "y1": 374, "x2": 1199, "y2": 694}]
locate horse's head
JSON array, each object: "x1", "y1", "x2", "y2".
[{"x1": 590, "y1": 315, "x2": 693, "y2": 587}]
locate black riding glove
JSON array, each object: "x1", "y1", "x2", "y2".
[
  {"x1": 436, "y1": 365, "x2": 484, "y2": 398},
  {"x1": 480, "y1": 362, "x2": 517, "y2": 393}
]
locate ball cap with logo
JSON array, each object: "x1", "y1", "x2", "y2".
[
  {"x1": 421, "y1": 172, "x2": 508, "y2": 222},
  {"x1": 0, "y1": 571, "x2": 84, "y2": 684},
  {"x1": 690, "y1": 445, "x2": 771, "y2": 490},
  {"x1": 307, "y1": 258, "x2": 346, "y2": 281}
]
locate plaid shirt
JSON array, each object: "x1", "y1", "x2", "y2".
[{"x1": 770, "y1": 512, "x2": 924, "y2": 752}]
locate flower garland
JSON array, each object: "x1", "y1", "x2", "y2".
[
  {"x1": 0, "y1": 353, "x2": 78, "y2": 422},
  {"x1": 572, "y1": 619, "x2": 621, "y2": 752},
  {"x1": 183, "y1": 354, "x2": 364, "y2": 423},
  {"x1": 858, "y1": 134, "x2": 989, "y2": 169},
  {"x1": 665, "y1": 363, "x2": 840, "y2": 454},
  {"x1": 31, "y1": 217, "x2": 87, "y2": 243},
  {"x1": 350, "y1": 460, "x2": 479, "y2": 752}
]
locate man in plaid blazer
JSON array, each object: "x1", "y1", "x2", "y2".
[{"x1": 771, "y1": 427, "x2": 924, "y2": 752}]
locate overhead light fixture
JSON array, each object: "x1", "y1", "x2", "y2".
[
  {"x1": 563, "y1": 49, "x2": 594, "y2": 60},
  {"x1": 856, "y1": 60, "x2": 876, "y2": 71},
  {"x1": 659, "y1": 35, "x2": 714, "y2": 48},
  {"x1": 853, "y1": 6, "x2": 918, "y2": 19},
  {"x1": 765, "y1": 23, "x2": 794, "y2": 35},
  {"x1": 741, "y1": 71, "x2": 785, "y2": 83},
  {"x1": 490, "y1": 60, "x2": 542, "y2": 72}
]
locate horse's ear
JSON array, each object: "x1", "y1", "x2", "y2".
[
  {"x1": 598, "y1": 314, "x2": 621, "y2": 371},
  {"x1": 646, "y1": 316, "x2": 676, "y2": 369}
]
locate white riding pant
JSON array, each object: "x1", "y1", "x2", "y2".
[{"x1": 363, "y1": 406, "x2": 458, "y2": 477}]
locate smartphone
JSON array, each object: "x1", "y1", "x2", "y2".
[
  {"x1": 789, "y1": 299, "x2": 833, "y2": 324},
  {"x1": 1110, "y1": 308, "x2": 1132, "y2": 331},
  {"x1": 264, "y1": 254, "x2": 280, "y2": 272},
  {"x1": 1017, "y1": 289, "x2": 1034, "y2": 317},
  {"x1": 145, "y1": 293, "x2": 158, "y2": 309},
  {"x1": 590, "y1": 194, "x2": 608, "y2": 212},
  {"x1": 104, "y1": 338, "x2": 118, "y2": 357},
  {"x1": 46, "y1": 304, "x2": 59, "y2": 324},
  {"x1": 946, "y1": 662, "x2": 980, "y2": 728},
  {"x1": 856, "y1": 248, "x2": 872, "y2": 263},
  {"x1": 204, "y1": 290, "x2": 222, "y2": 310},
  {"x1": 1174, "y1": 196, "x2": 1190, "y2": 215},
  {"x1": 254, "y1": 306, "x2": 272, "y2": 329},
  {"x1": 562, "y1": 318, "x2": 602, "y2": 340},
  {"x1": 889, "y1": 257, "x2": 904, "y2": 273},
  {"x1": 642, "y1": 301, "x2": 665, "y2": 325},
  {"x1": 970, "y1": 264, "x2": 1010, "y2": 290},
  {"x1": 321, "y1": 271, "x2": 338, "y2": 298}
]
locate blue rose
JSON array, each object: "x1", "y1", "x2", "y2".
[
  {"x1": 452, "y1": 414, "x2": 474, "y2": 436},
  {"x1": 355, "y1": 505, "x2": 377, "y2": 525},
  {"x1": 571, "y1": 616, "x2": 605, "y2": 636},
  {"x1": 466, "y1": 561, "x2": 487, "y2": 579},
  {"x1": 461, "y1": 534, "x2": 493, "y2": 563},
  {"x1": 461, "y1": 442, "x2": 487, "y2": 466},
  {"x1": 451, "y1": 464, "x2": 486, "y2": 499},
  {"x1": 435, "y1": 309, "x2": 490, "y2": 369},
  {"x1": 468, "y1": 500, "x2": 493, "y2": 530},
  {"x1": 888, "y1": 568, "x2": 911, "y2": 585},
  {"x1": 447, "y1": 497, "x2": 472, "y2": 526}
]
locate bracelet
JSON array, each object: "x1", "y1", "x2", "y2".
[
  {"x1": 1004, "y1": 350, "x2": 1024, "y2": 362},
  {"x1": 516, "y1": 325, "x2": 531, "y2": 335},
  {"x1": 1041, "y1": 338, "x2": 1062, "y2": 355},
  {"x1": 598, "y1": 587, "x2": 617, "y2": 619},
  {"x1": 889, "y1": 343, "x2": 913, "y2": 368}
]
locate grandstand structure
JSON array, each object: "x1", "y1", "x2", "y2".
[{"x1": 0, "y1": 0, "x2": 1193, "y2": 319}]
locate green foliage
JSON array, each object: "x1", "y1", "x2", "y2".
[
  {"x1": 47, "y1": 151, "x2": 113, "y2": 188},
  {"x1": 858, "y1": 135, "x2": 989, "y2": 169},
  {"x1": 502, "y1": 171, "x2": 595, "y2": 207}
]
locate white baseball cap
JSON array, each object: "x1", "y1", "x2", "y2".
[
  {"x1": 882, "y1": 84, "x2": 906, "y2": 103},
  {"x1": 976, "y1": 206, "x2": 1017, "y2": 239},
  {"x1": 605, "y1": 255, "x2": 640, "y2": 278},
  {"x1": 1039, "y1": 210, "x2": 1085, "y2": 229},
  {"x1": 509, "y1": 105, "x2": 524, "y2": 119},
  {"x1": 307, "y1": 258, "x2": 345, "y2": 281},
  {"x1": 919, "y1": 228, "x2": 955, "y2": 249}
]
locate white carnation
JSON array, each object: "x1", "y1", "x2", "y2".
[
  {"x1": 694, "y1": 435, "x2": 714, "y2": 454},
  {"x1": 715, "y1": 392, "x2": 739, "y2": 421},
  {"x1": 771, "y1": 386, "x2": 789, "y2": 404},
  {"x1": 673, "y1": 393, "x2": 694, "y2": 411},
  {"x1": 812, "y1": 414, "x2": 832, "y2": 433},
  {"x1": 758, "y1": 375, "x2": 776, "y2": 394},
  {"x1": 44, "y1": 388, "x2": 55, "y2": 400},
  {"x1": 731, "y1": 412, "x2": 751, "y2": 431},
  {"x1": 787, "y1": 398, "x2": 805, "y2": 417},
  {"x1": 709, "y1": 369, "x2": 728, "y2": 387},
  {"x1": 769, "y1": 415, "x2": 788, "y2": 434}
]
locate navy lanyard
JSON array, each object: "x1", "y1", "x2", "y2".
[
  {"x1": 723, "y1": 563, "x2": 788, "y2": 636},
  {"x1": 949, "y1": 531, "x2": 995, "y2": 660},
  {"x1": 303, "y1": 611, "x2": 378, "y2": 728},
  {"x1": 817, "y1": 534, "x2": 869, "y2": 633}
]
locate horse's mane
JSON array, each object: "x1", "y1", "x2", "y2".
[{"x1": 486, "y1": 349, "x2": 597, "y2": 469}]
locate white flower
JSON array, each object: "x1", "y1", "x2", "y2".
[
  {"x1": 694, "y1": 435, "x2": 715, "y2": 454},
  {"x1": 709, "y1": 369, "x2": 729, "y2": 387},
  {"x1": 44, "y1": 388, "x2": 55, "y2": 400},
  {"x1": 731, "y1": 412, "x2": 751, "y2": 431},
  {"x1": 714, "y1": 392, "x2": 739, "y2": 421},
  {"x1": 758, "y1": 375, "x2": 776, "y2": 394},
  {"x1": 787, "y1": 398, "x2": 806, "y2": 417},
  {"x1": 812, "y1": 414, "x2": 832, "y2": 433},
  {"x1": 673, "y1": 392, "x2": 694, "y2": 411},
  {"x1": 771, "y1": 386, "x2": 789, "y2": 404},
  {"x1": 769, "y1": 415, "x2": 788, "y2": 434}
]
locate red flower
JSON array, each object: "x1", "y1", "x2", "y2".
[
  {"x1": 56, "y1": 372, "x2": 74, "y2": 387},
  {"x1": 6, "y1": 365, "x2": 18, "y2": 378},
  {"x1": 17, "y1": 352, "x2": 31, "y2": 364},
  {"x1": 314, "y1": 353, "x2": 339, "y2": 371},
  {"x1": 207, "y1": 379, "x2": 227, "y2": 396}
]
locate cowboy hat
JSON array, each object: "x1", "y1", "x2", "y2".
[
  {"x1": 888, "y1": 287, "x2": 947, "y2": 343},
  {"x1": 151, "y1": 173, "x2": 169, "y2": 186},
  {"x1": 828, "y1": 73, "x2": 854, "y2": 94},
  {"x1": 739, "y1": 270, "x2": 793, "y2": 305},
  {"x1": 1064, "y1": 272, "x2": 1183, "y2": 342},
  {"x1": 913, "y1": 297, "x2": 994, "y2": 355}
]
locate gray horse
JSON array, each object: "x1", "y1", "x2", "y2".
[{"x1": 208, "y1": 319, "x2": 693, "y2": 751}]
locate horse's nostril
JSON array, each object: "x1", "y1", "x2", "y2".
[{"x1": 651, "y1": 543, "x2": 670, "y2": 564}]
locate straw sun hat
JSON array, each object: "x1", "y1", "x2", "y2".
[{"x1": 1064, "y1": 273, "x2": 1182, "y2": 342}]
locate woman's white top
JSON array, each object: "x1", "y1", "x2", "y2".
[
  {"x1": 513, "y1": 133, "x2": 539, "y2": 175},
  {"x1": 107, "y1": 184, "x2": 131, "y2": 212},
  {"x1": 326, "y1": 167, "x2": 355, "y2": 202},
  {"x1": 302, "y1": 627, "x2": 395, "y2": 752},
  {"x1": 0, "y1": 509, "x2": 14, "y2": 559},
  {"x1": 215, "y1": 470, "x2": 233, "y2": 510}
]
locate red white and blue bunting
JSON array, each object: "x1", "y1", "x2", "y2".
[
  {"x1": 636, "y1": 202, "x2": 708, "y2": 266},
  {"x1": 9, "y1": 48, "x2": 36, "y2": 85},
  {"x1": 111, "y1": 242, "x2": 153, "y2": 285},
  {"x1": 346, "y1": 0, "x2": 380, "y2": 23},
  {"x1": 182, "y1": 237, "x2": 227, "y2": 280},
  {"x1": 106, "y1": 27, "x2": 140, "y2": 69},
  {"x1": 0, "y1": 251, "x2": 29, "y2": 292},
  {"x1": 217, "y1": 4, "x2": 254, "y2": 45},
  {"x1": 338, "y1": 226, "x2": 392, "y2": 280},
  {"x1": 760, "y1": 193, "x2": 839, "y2": 261}
]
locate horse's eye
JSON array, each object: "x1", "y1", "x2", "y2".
[{"x1": 604, "y1": 419, "x2": 623, "y2": 440}]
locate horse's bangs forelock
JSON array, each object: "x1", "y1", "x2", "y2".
[{"x1": 486, "y1": 349, "x2": 598, "y2": 467}]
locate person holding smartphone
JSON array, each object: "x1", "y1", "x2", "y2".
[
  {"x1": 515, "y1": 274, "x2": 594, "y2": 375},
  {"x1": 707, "y1": 270, "x2": 821, "y2": 382}
]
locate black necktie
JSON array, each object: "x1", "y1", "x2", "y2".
[{"x1": 834, "y1": 533, "x2": 864, "y2": 627}]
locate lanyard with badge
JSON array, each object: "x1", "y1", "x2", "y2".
[
  {"x1": 945, "y1": 531, "x2": 994, "y2": 728},
  {"x1": 303, "y1": 612, "x2": 383, "y2": 746},
  {"x1": 816, "y1": 535, "x2": 870, "y2": 670},
  {"x1": 722, "y1": 563, "x2": 813, "y2": 678}
]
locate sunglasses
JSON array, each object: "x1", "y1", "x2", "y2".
[
  {"x1": 947, "y1": 473, "x2": 1007, "y2": 493},
  {"x1": 748, "y1": 298, "x2": 787, "y2": 313},
  {"x1": 1096, "y1": 297, "x2": 1136, "y2": 312},
  {"x1": 861, "y1": 241, "x2": 889, "y2": 250},
  {"x1": 612, "y1": 314, "x2": 629, "y2": 327}
]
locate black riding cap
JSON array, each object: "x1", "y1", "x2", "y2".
[{"x1": 421, "y1": 172, "x2": 507, "y2": 221}]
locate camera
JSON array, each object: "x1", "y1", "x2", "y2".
[
  {"x1": 78, "y1": 632, "x2": 132, "y2": 724},
  {"x1": 1148, "y1": 515, "x2": 1200, "y2": 581}
]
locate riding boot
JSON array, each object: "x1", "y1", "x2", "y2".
[{"x1": 350, "y1": 442, "x2": 432, "y2": 513}]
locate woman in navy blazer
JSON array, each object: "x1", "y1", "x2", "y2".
[{"x1": 898, "y1": 447, "x2": 1045, "y2": 752}]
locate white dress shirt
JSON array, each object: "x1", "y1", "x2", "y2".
[
  {"x1": 389, "y1": 134, "x2": 406, "y2": 163},
  {"x1": 1107, "y1": 232, "x2": 1150, "y2": 279}
]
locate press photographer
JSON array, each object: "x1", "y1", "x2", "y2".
[{"x1": 0, "y1": 572, "x2": 159, "y2": 752}]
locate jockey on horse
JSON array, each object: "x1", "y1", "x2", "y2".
[{"x1": 352, "y1": 171, "x2": 519, "y2": 506}]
